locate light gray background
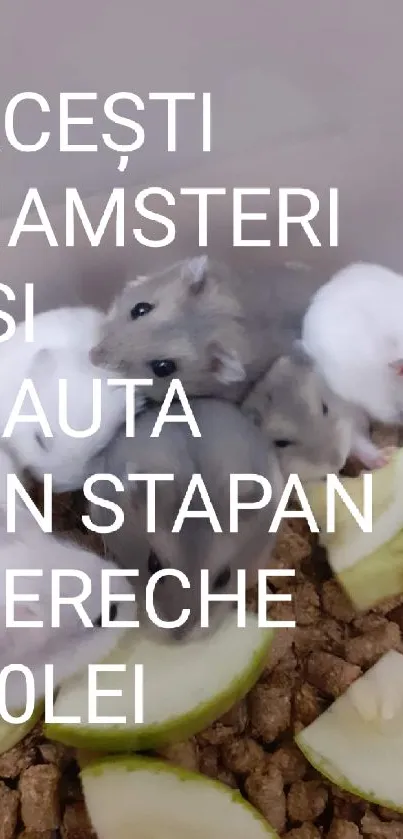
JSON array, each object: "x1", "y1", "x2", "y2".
[{"x1": 0, "y1": 0, "x2": 402, "y2": 316}]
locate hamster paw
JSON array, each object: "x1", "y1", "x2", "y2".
[
  {"x1": 351, "y1": 432, "x2": 397, "y2": 471},
  {"x1": 364, "y1": 446, "x2": 397, "y2": 470},
  {"x1": 378, "y1": 445, "x2": 398, "y2": 464}
]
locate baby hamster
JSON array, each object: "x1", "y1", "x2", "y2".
[
  {"x1": 301, "y1": 262, "x2": 403, "y2": 469},
  {"x1": 0, "y1": 444, "x2": 136, "y2": 710},
  {"x1": 0, "y1": 305, "x2": 104, "y2": 376},
  {"x1": 4, "y1": 345, "x2": 131, "y2": 492},
  {"x1": 87, "y1": 398, "x2": 285, "y2": 642},
  {"x1": 241, "y1": 341, "x2": 353, "y2": 482},
  {"x1": 89, "y1": 255, "x2": 327, "y2": 403},
  {"x1": 0, "y1": 305, "x2": 143, "y2": 491}
]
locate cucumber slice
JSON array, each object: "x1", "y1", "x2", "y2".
[
  {"x1": 81, "y1": 755, "x2": 278, "y2": 838},
  {"x1": 306, "y1": 449, "x2": 403, "y2": 609},
  {"x1": 45, "y1": 612, "x2": 273, "y2": 751},
  {"x1": 296, "y1": 650, "x2": 403, "y2": 811}
]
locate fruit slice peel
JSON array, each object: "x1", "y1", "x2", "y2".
[
  {"x1": 45, "y1": 611, "x2": 274, "y2": 751},
  {"x1": 305, "y1": 448, "x2": 403, "y2": 609},
  {"x1": 81, "y1": 755, "x2": 279, "y2": 839},
  {"x1": 295, "y1": 650, "x2": 403, "y2": 811}
]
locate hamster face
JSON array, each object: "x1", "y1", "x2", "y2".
[
  {"x1": 89, "y1": 399, "x2": 284, "y2": 642},
  {"x1": 242, "y1": 342, "x2": 353, "y2": 482},
  {"x1": 89, "y1": 256, "x2": 249, "y2": 400},
  {"x1": 7, "y1": 346, "x2": 129, "y2": 492},
  {"x1": 121, "y1": 481, "x2": 278, "y2": 642}
]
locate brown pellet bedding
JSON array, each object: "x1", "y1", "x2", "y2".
[{"x1": 4, "y1": 428, "x2": 403, "y2": 839}]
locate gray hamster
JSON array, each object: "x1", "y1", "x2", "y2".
[
  {"x1": 86, "y1": 398, "x2": 285, "y2": 641},
  {"x1": 90, "y1": 255, "x2": 327, "y2": 402},
  {"x1": 241, "y1": 341, "x2": 353, "y2": 482}
]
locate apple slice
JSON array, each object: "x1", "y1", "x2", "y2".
[
  {"x1": 0, "y1": 704, "x2": 43, "y2": 755},
  {"x1": 305, "y1": 448, "x2": 403, "y2": 610},
  {"x1": 45, "y1": 612, "x2": 273, "y2": 751},
  {"x1": 81, "y1": 755, "x2": 278, "y2": 838},
  {"x1": 296, "y1": 649, "x2": 403, "y2": 811}
]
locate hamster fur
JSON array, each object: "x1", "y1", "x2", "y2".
[
  {"x1": 5, "y1": 346, "x2": 131, "y2": 492},
  {"x1": 301, "y1": 262, "x2": 403, "y2": 469},
  {"x1": 0, "y1": 305, "x2": 104, "y2": 376},
  {"x1": 87, "y1": 398, "x2": 285, "y2": 642},
  {"x1": 0, "y1": 445, "x2": 136, "y2": 710},
  {"x1": 0, "y1": 306, "x2": 144, "y2": 491},
  {"x1": 89, "y1": 255, "x2": 328, "y2": 403},
  {"x1": 241, "y1": 341, "x2": 353, "y2": 482}
]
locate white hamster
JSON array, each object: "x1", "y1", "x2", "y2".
[
  {"x1": 301, "y1": 262, "x2": 403, "y2": 469},
  {"x1": 0, "y1": 306, "x2": 144, "y2": 491},
  {"x1": 0, "y1": 444, "x2": 136, "y2": 711}
]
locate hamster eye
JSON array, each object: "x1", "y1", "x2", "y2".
[
  {"x1": 322, "y1": 402, "x2": 328, "y2": 415},
  {"x1": 149, "y1": 359, "x2": 177, "y2": 378},
  {"x1": 109, "y1": 603, "x2": 118, "y2": 622},
  {"x1": 130, "y1": 302, "x2": 154, "y2": 320},
  {"x1": 93, "y1": 603, "x2": 118, "y2": 627},
  {"x1": 274, "y1": 439, "x2": 292, "y2": 448},
  {"x1": 148, "y1": 550, "x2": 164, "y2": 577},
  {"x1": 213, "y1": 566, "x2": 231, "y2": 590}
]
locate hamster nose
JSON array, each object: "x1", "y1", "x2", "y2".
[{"x1": 171, "y1": 622, "x2": 192, "y2": 642}]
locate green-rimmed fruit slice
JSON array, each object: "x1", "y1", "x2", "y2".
[
  {"x1": 305, "y1": 448, "x2": 403, "y2": 609},
  {"x1": 296, "y1": 650, "x2": 403, "y2": 810},
  {"x1": 81, "y1": 755, "x2": 279, "y2": 838},
  {"x1": 45, "y1": 612, "x2": 274, "y2": 751}
]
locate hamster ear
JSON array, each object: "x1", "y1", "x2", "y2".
[
  {"x1": 290, "y1": 339, "x2": 314, "y2": 368},
  {"x1": 264, "y1": 353, "x2": 288, "y2": 379},
  {"x1": 13, "y1": 601, "x2": 45, "y2": 623},
  {"x1": 0, "y1": 599, "x2": 46, "y2": 641},
  {"x1": 129, "y1": 274, "x2": 150, "y2": 288},
  {"x1": 28, "y1": 347, "x2": 57, "y2": 380},
  {"x1": 389, "y1": 359, "x2": 403, "y2": 376},
  {"x1": 181, "y1": 255, "x2": 210, "y2": 295},
  {"x1": 207, "y1": 341, "x2": 246, "y2": 385}
]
